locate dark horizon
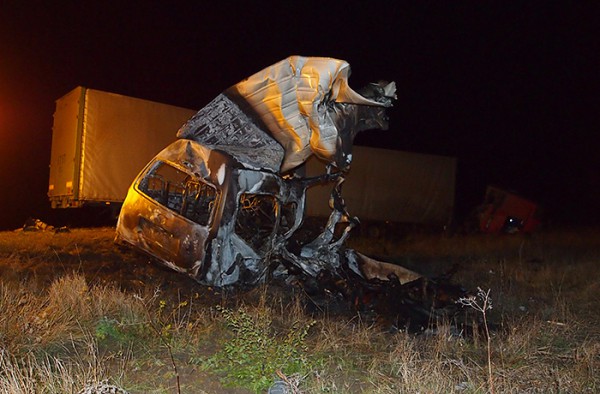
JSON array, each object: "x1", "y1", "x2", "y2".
[{"x1": 1, "y1": 3, "x2": 599, "y2": 231}]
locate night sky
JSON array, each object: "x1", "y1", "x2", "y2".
[{"x1": 1, "y1": 2, "x2": 598, "y2": 230}]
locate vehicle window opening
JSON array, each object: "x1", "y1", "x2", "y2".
[
  {"x1": 235, "y1": 194, "x2": 278, "y2": 250},
  {"x1": 139, "y1": 161, "x2": 217, "y2": 226}
]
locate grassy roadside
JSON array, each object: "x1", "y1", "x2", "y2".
[{"x1": 0, "y1": 227, "x2": 598, "y2": 393}]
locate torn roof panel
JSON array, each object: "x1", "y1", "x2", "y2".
[
  {"x1": 177, "y1": 56, "x2": 396, "y2": 173},
  {"x1": 176, "y1": 94, "x2": 284, "y2": 172}
]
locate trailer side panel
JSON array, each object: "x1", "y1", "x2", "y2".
[{"x1": 305, "y1": 146, "x2": 456, "y2": 225}]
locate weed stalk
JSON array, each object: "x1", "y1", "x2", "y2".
[{"x1": 458, "y1": 287, "x2": 494, "y2": 394}]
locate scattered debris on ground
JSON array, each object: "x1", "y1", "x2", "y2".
[{"x1": 18, "y1": 218, "x2": 70, "y2": 233}]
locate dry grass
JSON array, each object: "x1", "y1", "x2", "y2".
[{"x1": 0, "y1": 227, "x2": 599, "y2": 393}]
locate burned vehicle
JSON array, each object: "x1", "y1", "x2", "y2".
[{"x1": 116, "y1": 57, "x2": 464, "y2": 326}]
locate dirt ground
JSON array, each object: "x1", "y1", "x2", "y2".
[
  {"x1": 0, "y1": 227, "x2": 215, "y2": 299},
  {"x1": 0, "y1": 225, "x2": 466, "y2": 335},
  {"x1": 0, "y1": 225, "x2": 499, "y2": 341},
  {"x1": 0, "y1": 226, "x2": 330, "y2": 315},
  {"x1": 2, "y1": 225, "x2": 599, "y2": 393}
]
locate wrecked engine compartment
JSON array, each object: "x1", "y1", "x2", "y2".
[{"x1": 116, "y1": 56, "x2": 469, "y2": 329}]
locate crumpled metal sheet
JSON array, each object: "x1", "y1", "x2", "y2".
[
  {"x1": 176, "y1": 93, "x2": 285, "y2": 172},
  {"x1": 177, "y1": 56, "x2": 396, "y2": 172}
]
